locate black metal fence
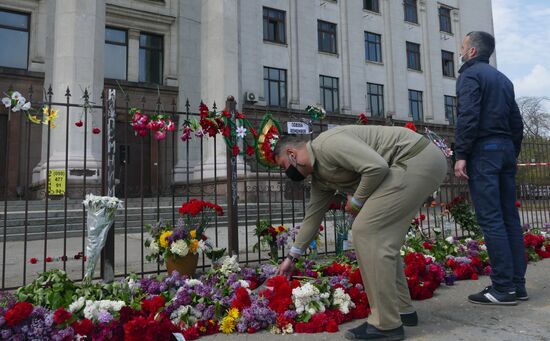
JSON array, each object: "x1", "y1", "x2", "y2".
[{"x1": 0, "y1": 86, "x2": 549, "y2": 290}]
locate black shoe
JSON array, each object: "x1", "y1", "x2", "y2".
[
  {"x1": 468, "y1": 286, "x2": 517, "y2": 305},
  {"x1": 516, "y1": 287, "x2": 529, "y2": 301},
  {"x1": 345, "y1": 322, "x2": 404, "y2": 340},
  {"x1": 400, "y1": 311, "x2": 418, "y2": 326}
]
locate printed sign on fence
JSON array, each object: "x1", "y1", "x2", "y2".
[
  {"x1": 287, "y1": 122, "x2": 310, "y2": 134},
  {"x1": 48, "y1": 170, "x2": 66, "y2": 195}
]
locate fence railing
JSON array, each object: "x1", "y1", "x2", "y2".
[{"x1": 0, "y1": 86, "x2": 549, "y2": 290}]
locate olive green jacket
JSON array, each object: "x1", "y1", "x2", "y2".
[{"x1": 293, "y1": 125, "x2": 428, "y2": 252}]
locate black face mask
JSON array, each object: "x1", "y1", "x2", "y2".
[{"x1": 285, "y1": 164, "x2": 306, "y2": 182}]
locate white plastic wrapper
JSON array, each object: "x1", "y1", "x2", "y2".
[{"x1": 82, "y1": 194, "x2": 124, "y2": 280}]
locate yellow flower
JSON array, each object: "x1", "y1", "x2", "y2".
[
  {"x1": 199, "y1": 325, "x2": 207, "y2": 333},
  {"x1": 227, "y1": 307, "x2": 240, "y2": 319},
  {"x1": 276, "y1": 225, "x2": 287, "y2": 233},
  {"x1": 220, "y1": 316, "x2": 236, "y2": 334},
  {"x1": 42, "y1": 107, "x2": 58, "y2": 128},
  {"x1": 189, "y1": 239, "x2": 199, "y2": 254},
  {"x1": 189, "y1": 230, "x2": 197, "y2": 239},
  {"x1": 159, "y1": 231, "x2": 173, "y2": 248},
  {"x1": 27, "y1": 114, "x2": 41, "y2": 124}
]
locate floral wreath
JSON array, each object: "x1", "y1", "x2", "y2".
[{"x1": 255, "y1": 113, "x2": 282, "y2": 169}]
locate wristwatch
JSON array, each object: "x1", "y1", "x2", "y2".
[{"x1": 286, "y1": 254, "x2": 300, "y2": 263}]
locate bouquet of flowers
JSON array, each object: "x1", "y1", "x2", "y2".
[
  {"x1": 2, "y1": 90, "x2": 58, "y2": 127},
  {"x1": 129, "y1": 107, "x2": 175, "y2": 141},
  {"x1": 253, "y1": 220, "x2": 290, "y2": 262},
  {"x1": 82, "y1": 195, "x2": 123, "y2": 280},
  {"x1": 145, "y1": 199, "x2": 224, "y2": 262},
  {"x1": 305, "y1": 104, "x2": 326, "y2": 120}
]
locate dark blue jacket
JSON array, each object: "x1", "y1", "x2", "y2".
[{"x1": 455, "y1": 57, "x2": 523, "y2": 160}]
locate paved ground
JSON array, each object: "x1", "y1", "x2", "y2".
[{"x1": 201, "y1": 260, "x2": 550, "y2": 341}]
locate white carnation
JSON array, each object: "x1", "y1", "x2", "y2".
[
  {"x1": 480, "y1": 244, "x2": 487, "y2": 251},
  {"x1": 220, "y1": 255, "x2": 241, "y2": 276},
  {"x1": 445, "y1": 236, "x2": 454, "y2": 244},
  {"x1": 149, "y1": 240, "x2": 160, "y2": 253},
  {"x1": 184, "y1": 279, "x2": 203, "y2": 288},
  {"x1": 171, "y1": 240, "x2": 189, "y2": 257},
  {"x1": 68, "y1": 297, "x2": 86, "y2": 313},
  {"x1": 332, "y1": 287, "x2": 355, "y2": 314}
]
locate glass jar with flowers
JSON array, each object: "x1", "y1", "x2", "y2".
[
  {"x1": 145, "y1": 199, "x2": 223, "y2": 277},
  {"x1": 253, "y1": 220, "x2": 290, "y2": 263}
]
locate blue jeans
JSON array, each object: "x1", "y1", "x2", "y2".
[{"x1": 467, "y1": 138, "x2": 527, "y2": 293}]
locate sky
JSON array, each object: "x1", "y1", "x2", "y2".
[{"x1": 492, "y1": 0, "x2": 550, "y2": 104}]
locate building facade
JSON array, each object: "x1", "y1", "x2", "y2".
[{"x1": 0, "y1": 0, "x2": 495, "y2": 197}]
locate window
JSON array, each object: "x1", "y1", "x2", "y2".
[
  {"x1": 320, "y1": 75, "x2": 339, "y2": 113},
  {"x1": 367, "y1": 83, "x2": 384, "y2": 117},
  {"x1": 406, "y1": 42, "x2": 421, "y2": 71},
  {"x1": 263, "y1": 67, "x2": 287, "y2": 107},
  {"x1": 104, "y1": 27, "x2": 127, "y2": 80},
  {"x1": 404, "y1": 0, "x2": 418, "y2": 23},
  {"x1": 439, "y1": 6, "x2": 452, "y2": 33},
  {"x1": 365, "y1": 32, "x2": 382, "y2": 62},
  {"x1": 445, "y1": 95, "x2": 457, "y2": 125},
  {"x1": 364, "y1": 0, "x2": 380, "y2": 12},
  {"x1": 263, "y1": 7, "x2": 286, "y2": 44},
  {"x1": 409, "y1": 90, "x2": 423, "y2": 121},
  {"x1": 442, "y1": 50, "x2": 455, "y2": 77},
  {"x1": 0, "y1": 9, "x2": 29, "y2": 69},
  {"x1": 139, "y1": 32, "x2": 163, "y2": 84},
  {"x1": 318, "y1": 20, "x2": 337, "y2": 54}
]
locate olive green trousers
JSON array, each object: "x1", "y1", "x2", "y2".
[{"x1": 352, "y1": 142, "x2": 448, "y2": 330}]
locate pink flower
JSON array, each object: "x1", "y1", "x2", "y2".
[{"x1": 153, "y1": 130, "x2": 167, "y2": 141}]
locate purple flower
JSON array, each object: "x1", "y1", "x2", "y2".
[
  {"x1": 283, "y1": 309, "x2": 298, "y2": 319},
  {"x1": 52, "y1": 327, "x2": 74, "y2": 341},
  {"x1": 98, "y1": 311, "x2": 113, "y2": 324},
  {"x1": 1, "y1": 329, "x2": 12, "y2": 339}
]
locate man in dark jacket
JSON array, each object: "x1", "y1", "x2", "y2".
[{"x1": 454, "y1": 31, "x2": 527, "y2": 305}]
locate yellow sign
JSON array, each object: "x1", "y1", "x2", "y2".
[{"x1": 48, "y1": 170, "x2": 66, "y2": 195}]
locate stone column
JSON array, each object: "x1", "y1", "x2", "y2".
[
  {"x1": 289, "y1": 0, "x2": 300, "y2": 109},
  {"x1": 127, "y1": 29, "x2": 140, "y2": 83},
  {"x1": 382, "y1": 0, "x2": 396, "y2": 117},
  {"x1": 196, "y1": 0, "x2": 244, "y2": 179},
  {"x1": 34, "y1": 0, "x2": 105, "y2": 197},
  {"x1": 339, "y1": 0, "x2": 352, "y2": 115},
  {"x1": 419, "y1": 0, "x2": 434, "y2": 121}
]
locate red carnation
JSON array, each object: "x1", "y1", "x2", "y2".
[
  {"x1": 4, "y1": 301, "x2": 34, "y2": 326},
  {"x1": 514, "y1": 201, "x2": 521, "y2": 208},
  {"x1": 222, "y1": 126, "x2": 231, "y2": 137},
  {"x1": 236, "y1": 112, "x2": 245, "y2": 119},
  {"x1": 29, "y1": 257, "x2": 38, "y2": 264},
  {"x1": 75, "y1": 120, "x2": 83, "y2": 127},
  {"x1": 45, "y1": 256, "x2": 53, "y2": 263},
  {"x1": 325, "y1": 319, "x2": 339, "y2": 333},
  {"x1": 72, "y1": 318, "x2": 94, "y2": 336},
  {"x1": 141, "y1": 295, "x2": 165, "y2": 316},
  {"x1": 247, "y1": 327, "x2": 256, "y2": 334},
  {"x1": 232, "y1": 145, "x2": 240, "y2": 156},
  {"x1": 419, "y1": 213, "x2": 426, "y2": 221},
  {"x1": 404, "y1": 122, "x2": 417, "y2": 132},
  {"x1": 231, "y1": 287, "x2": 251, "y2": 311},
  {"x1": 250, "y1": 128, "x2": 258, "y2": 138},
  {"x1": 92, "y1": 127, "x2": 101, "y2": 134},
  {"x1": 53, "y1": 307, "x2": 72, "y2": 325},
  {"x1": 246, "y1": 145, "x2": 255, "y2": 156}
]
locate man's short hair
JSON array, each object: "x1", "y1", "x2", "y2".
[
  {"x1": 272, "y1": 134, "x2": 308, "y2": 158},
  {"x1": 466, "y1": 31, "x2": 495, "y2": 59}
]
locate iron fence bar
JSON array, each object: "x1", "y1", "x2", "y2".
[
  {"x1": 140, "y1": 96, "x2": 145, "y2": 278},
  {"x1": 243, "y1": 150, "x2": 249, "y2": 264},
  {"x1": 1, "y1": 105, "x2": 12, "y2": 289},
  {"x1": 123, "y1": 93, "x2": 129, "y2": 277},
  {"x1": 63, "y1": 87, "x2": 71, "y2": 271},
  {"x1": 225, "y1": 96, "x2": 239, "y2": 256},
  {"x1": 81, "y1": 89, "x2": 89, "y2": 280},
  {"x1": 171, "y1": 99, "x2": 177, "y2": 225},
  {"x1": 185, "y1": 99, "x2": 190, "y2": 202},
  {"x1": 43, "y1": 87, "x2": 53, "y2": 274},
  {"x1": 22, "y1": 86, "x2": 34, "y2": 286}
]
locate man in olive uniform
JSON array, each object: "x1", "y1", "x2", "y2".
[{"x1": 275, "y1": 125, "x2": 447, "y2": 340}]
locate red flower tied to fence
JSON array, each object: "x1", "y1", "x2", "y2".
[
  {"x1": 357, "y1": 113, "x2": 369, "y2": 125},
  {"x1": 129, "y1": 108, "x2": 174, "y2": 141},
  {"x1": 75, "y1": 120, "x2": 83, "y2": 127},
  {"x1": 92, "y1": 127, "x2": 101, "y2": 134},
  {"x1": 404, "y1": 122, "x2": 417, "y2": 132}
]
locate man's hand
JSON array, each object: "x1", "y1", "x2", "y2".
[
  {"x1": 345, "y1": 194, "x2": 360, "y2": 216},
  {"x1": 454, "y1": 160, "x2": 469, "y2": 180},
  {"x1": 277, "y1": 257, "x2": 295, "y2": 278}
]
